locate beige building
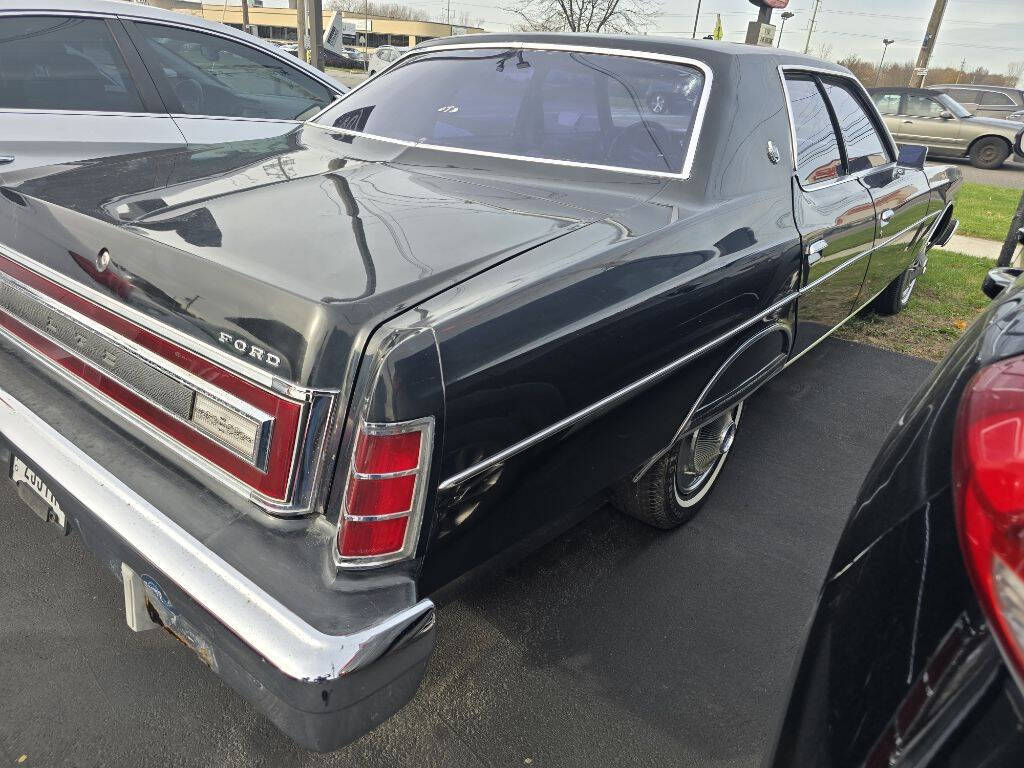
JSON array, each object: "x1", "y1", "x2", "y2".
[{"x1": 143, "y1": 0, "x2": 483, "y2": 49}]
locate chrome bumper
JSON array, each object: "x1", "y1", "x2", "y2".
[{"x1": 0, "y1": 385, "x2": 435, "y2": 750}]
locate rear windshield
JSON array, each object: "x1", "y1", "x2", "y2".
[{"x1": 314, "y1": 47, "x2": 707, "y2": 175}]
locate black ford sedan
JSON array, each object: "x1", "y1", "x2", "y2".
[{"x1": 0, "y1": 34, "x2": 959, "y2": 749}]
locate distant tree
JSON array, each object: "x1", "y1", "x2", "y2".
[
  {"x1": 837, "y1": 54, "x2": 872, "y2": 84},
  {"x1": 503, "y1": 0, "x2": 658, "y2": 34},
  {"x1": 811, "y1": 42, "x2": 833, "y2": 60},
  {"x1": 1009, "y1": 61, "x2": 1024, "y2": 88}
]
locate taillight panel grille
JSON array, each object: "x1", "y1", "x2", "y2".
[{"x1": 0, "y1": 250, "x2": 317, "y2": 507}]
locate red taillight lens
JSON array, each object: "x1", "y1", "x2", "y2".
[
  {"x1": 337, "y1": 420, "x2": 433, "y2": 564},
  {"x1": 954, "y1": 354, "x2": 1024, "y2": 685}
]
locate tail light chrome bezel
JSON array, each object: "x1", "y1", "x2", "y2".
[
  {"x1": 335, "y1": 417, "x2": 435, "y2": 569},
  {"x1": 0, "y1": 247, "x2": 337, "y2": 515}
]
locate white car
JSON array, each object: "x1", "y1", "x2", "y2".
[
  {"x1": 0, "y1": 0, "x2": 344, "y2": 173},
  {"x1": 367, "y1": 45, "x2": 408, "y2": 76}
]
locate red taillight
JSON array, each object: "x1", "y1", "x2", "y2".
[
  {"x1": 337, "y1": 419, "x2": 433, "y2": 564},
  {"x1": 954, "y1": 354, "x2": 1024, "y2": 686}
]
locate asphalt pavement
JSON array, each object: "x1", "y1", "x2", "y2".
[
  {"x1": 0, "y1": 338, "x2": 935, "y2": 768},
  {"x1": 954, "y1": 157, "x2": 1024, "y2": 188}
]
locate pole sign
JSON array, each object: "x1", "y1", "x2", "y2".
[
  {"x1": 748, "y1": 0, "x2": 790, "y2": 7},
  {"x1": 745, "y1": 21, "x2": 777, "y2": 46}
]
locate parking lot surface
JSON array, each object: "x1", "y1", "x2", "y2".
[{"x1": 0, "y1": 337, "x2": 934, "y2": 768}]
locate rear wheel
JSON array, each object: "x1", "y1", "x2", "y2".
[
  {"x1": 874, "y1": 251, "x2": 927, "y2": 315},
  {"x1": 969, "y1": 137, "x2": 1010, "y2": 170},
  {"x1": 614, "y1": 402, "x2": 743, "y2": 529}
]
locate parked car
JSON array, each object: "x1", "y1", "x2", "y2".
[
  {"x1": 869, "y1": 86, "x2": 1024, "y2": 169},
  {"x1": 284, "y1": 42, "x2": 366, "y2": 69},
  {"x1": 0, "y1": 35, "x2": 960, "y2": 750},
  {"x1": 367, "y1": 44, "x2": 407, "y2": 75},
  {"x1": 767, "y1": 243, "x2": 1024, "y2": 768},
  {"x1": 932, "y1": 83, "x2": 1024, "y2": 122},
  {"x1": 0, "y1": 0, "x2": 343, "y2": 174}
]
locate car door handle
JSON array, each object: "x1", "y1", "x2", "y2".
[
  {"x1": 806, "y1": 239, "x2": 828, "y2": 265},
  {"x1": 0, "y1": 156, "x2": 14, "y2": 165},
  {"x1": 880, "y1": 209, "x2": 895, "y2": 227},
  {"x1": 902, "y1": 120, "x2": 914, "y2": 124}
]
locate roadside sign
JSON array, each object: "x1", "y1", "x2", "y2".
[{"x1": 745, "y1": 21, "x2": 776, "y2": 46}]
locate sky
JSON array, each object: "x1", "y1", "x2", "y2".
[{"x1": 401, "y1": 0, "x2": 1023, "y2": 77}]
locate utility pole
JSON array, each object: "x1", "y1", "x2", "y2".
[
  {"x1": 691, "y1": 0, "x2": 702, "y2": 39},
  {"x1": 875, "y1": 38, "x2": 894, "y2": 86},
  {"x1": 777, "y1": 11, "x2": 794, "y2": 47},
  {"x1": 306, "y1": 0, "x2": 324, "y2": 70},
  {"x1": 447, "y1": 0, "x2": 451, "y2": 24},
  {"x1": 954, "y1": 58, "x2": 966, "y2": 84},
  {"x1": 296, "y1": 0, "x2": 307, "y2": 63},
  {"x1": 909, "y1": 0, "x2": 949, "y2": 88},
  {"x1": 803, "y1": 0, "x2": 821, "y2": 55},
  {"x1": 240, "y1": 0, "x2": 249, "y2": 35}
]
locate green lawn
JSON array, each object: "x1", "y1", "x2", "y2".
[
  {"x1": 956, "y1": 182, "x2": 1022, "y2": 241},
  {"x1": 836, "y1": 250, "x2": 994, "y2": 361}
]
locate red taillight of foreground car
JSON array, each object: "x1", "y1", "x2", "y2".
[
  {"x1": 954, "y1": 354, "x2": 1024, "y2": 687},
  {"x1": 338, "y1": 419, "x2": 433, "y2": 563}
]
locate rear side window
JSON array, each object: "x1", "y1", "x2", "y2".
[
  {"x1": 872, "y1": 92, "x2": 901, "y2": 115},
  {"x1": 0, "y1": 16, "x2": 144, "y2": 112},
  {"x1": 946, "y1": 88, "x2": 980, "y2": 104},
  {"x1": 904, "y1": 95, "x2": 946, "y2": 118},
  {"x1": 821, "y1": 81, "x2": 890, "y2": 172},
  {"x1": 317, "y1": 48, "x2": 707, "y2": 175},
  {"x1": 785, "y1": 76, "x2": 842, "y2": 186},
  {"x1": 132, "y1": 22, "x2": 335, "y2": 120},
  {"x1": 981, "y1": 90, "x2": 1015, "y2": 106}
]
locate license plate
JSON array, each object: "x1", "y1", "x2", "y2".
[{"x1": 11, "y1": 455, "x2": 67, "y2": 533}]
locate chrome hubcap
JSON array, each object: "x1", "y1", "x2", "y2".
[{"x1": 676, "y1": 405, "x2": 741, "y2": 497}]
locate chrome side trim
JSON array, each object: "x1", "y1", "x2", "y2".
[
  {"x1": 438, "y1": 208, "x2": 942, "y2": 491},
  {"x1": 785, "y1": 282, "x2": 891, "y2": 367},
  {"x1": 308, "y1": 41, "x2": 714, "y2": 181},
  {"x1": 0, "y1": 385, "x2": 433, "y2": 681},
  {"x1": 437, "y1": 291, "x2": 798, "y2": 492},
  {"x1": 632, "y1": 321, "x2": 793, "y2": 482}
]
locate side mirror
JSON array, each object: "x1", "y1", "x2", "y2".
[
  {"x1": 896, "y1": 144, "x2": 928, "y2": 170},
  {"x1": 982, "y1": 267, "x2": 1023, "y2": 300},
  {"x1": 940, "y1": 110, "x2": 955, "y2": 120}
]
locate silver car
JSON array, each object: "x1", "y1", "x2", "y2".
[
  {"x1": 931, "y1": 84, "x2": 1024, "y2": 122},
  {"x1": 0, "y1": 0, "x2": 344, "y2": 174}
]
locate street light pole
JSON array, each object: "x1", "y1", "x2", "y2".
[
  {"x1": 875, "y1": 38, "x2": 894, "y2": 86},
  {"x1": 691, "y1": 0, "x2": 702, "y2": 39},
  {"x1": 777, "y1": 11, "x2": 794, "y2": 48}
]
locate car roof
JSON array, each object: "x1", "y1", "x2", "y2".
[
  {"x1": 414, "y1": 31, "x2": 847, "y2": 72},
  {"x1": 867, "y1": 87, "x2": 944, "y2": 97},
  {"x1": 0, "y1": 0, "x2": 338, "y2": 88},
  {"x1": 931, "y1": 83, "x2": 1023, "y2": 93}
]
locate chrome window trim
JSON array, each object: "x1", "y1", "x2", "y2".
[
  {"x1": 778, "y1": 64, "x2": 900, "y2": 193},
  {"x1": 437, "y1": 207, "x2": 941, "y2": 491},
  {"x1": 307, "y1": 41, "x2": 715, "y2": 181},
  {"x1": 0, "y1": 243, "x2": 339, "y2": 515},
  {"x1": 0, "y1": 270, "x2": 276, "y2": 469},
  {"x1": 0, "y1": 108, "x2": 167, "y2": 118},
  {"x1": 0, "y1": 385, "x2": 434, "y2": 682}
]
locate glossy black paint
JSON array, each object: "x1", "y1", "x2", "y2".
[
  {"x1": 0, "y1": 36, "x2": 953, "y2": 595},
  {"x1": 766, "y1": 281, "x2": 1024, "y2": 768}
]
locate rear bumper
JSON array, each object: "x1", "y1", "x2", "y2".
[{"x1": 0, "y1": 385, "x2": 435, "y2": 751}]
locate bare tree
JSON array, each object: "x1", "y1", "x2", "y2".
[
  {"x1": 503, "y1": 0, "x2": 658, "y2": 34},
  {"x1": 1009, "y1": 61, "x2": 1024, "y2": 88}
]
